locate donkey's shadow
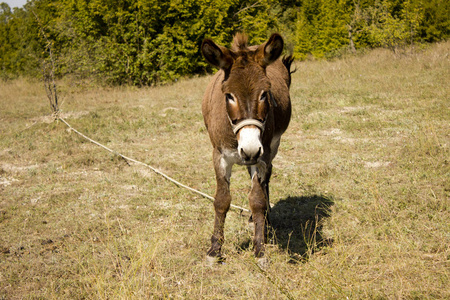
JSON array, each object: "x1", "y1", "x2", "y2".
[
  {"x1": 239, "y1": 195, "x2": 334, "y2": 262},
  {"x1": 269, "y1": 195, "x2": 334, "y2": 261}
]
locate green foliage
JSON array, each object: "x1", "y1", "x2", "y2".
[
  {"x1": 366, "y1": 0, "x2": 410, "y2": 50},
  {"x1": 294, "y1": 0, "x2": 448, "y2": 59},
  {"x1": 363, "y1": 0, "x2": 423, "y2": 51},
  {"x1": 419, "y1": 0, "x2": 450, "y2": 42},
  {"x1": 0, "y1": 1, "x2": 43, "y2": 79},
  {"x1": 294, "y1": 9, "x2": 313, "y2": 60},
  {"x1": 0, "y1": 0, "x2": 448, "y2": 83}
]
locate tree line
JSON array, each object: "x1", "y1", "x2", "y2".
[{"x1": 0, "y1": 0, "x2": 448, "y2": 85}]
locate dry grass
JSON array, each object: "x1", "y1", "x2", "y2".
[{"x1": 1, "y1": 42, "x2": 449, "y2": 299}]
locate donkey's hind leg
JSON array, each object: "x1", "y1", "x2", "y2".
[
  {"x1": 263, "y1": 163, "x2": 272, "y2": 213},
  {"x1": 247, "y1": 164, "x2": 272, "y2": 207},
  {"x1": 247, "y1": 164, "x2": 272, "y2": 218}
]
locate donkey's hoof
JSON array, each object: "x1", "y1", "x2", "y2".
[
  {"x1": 257, "y1": 257, "x2": 270, "y2": 270},
  {"x1": 206, "y1": 255, "x2": 225, "y2": 266}
]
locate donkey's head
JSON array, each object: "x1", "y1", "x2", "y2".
[{"x1": 201, "y1": 33, "x2": 284, "y2": 164}]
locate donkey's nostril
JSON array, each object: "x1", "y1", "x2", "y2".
[
  {"x1": 240, "y1": 147, "x2": 262, "y2": 162},
  {"x1": 240, "y1": 148, "x2": 249, "y2": 160},
  {"x1": 255, "y1": 147, "x2": 261, "y2": 158}
]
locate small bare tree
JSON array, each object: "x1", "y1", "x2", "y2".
[{"x1": 33, "y1": 11, "x2": 59, "y2": 117}]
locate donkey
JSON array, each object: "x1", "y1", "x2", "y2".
[{"x1": 201, "y1": 33, "x2": 293, "y2": 264}]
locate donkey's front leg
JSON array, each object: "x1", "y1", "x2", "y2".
[
  {"x1": 207, "y1": 149, "x2": 232, "y2": 261},
  {"x1": 249, "y1": 173, "x2": 269, "y2": 260}
]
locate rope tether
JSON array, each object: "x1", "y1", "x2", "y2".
[{"x1": 57, "y1": 117, "x2": 250, "y2": 214}]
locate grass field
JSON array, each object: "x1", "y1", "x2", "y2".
[{"x1": 1, "y1": 42, "x2": 449, "y2": 299}]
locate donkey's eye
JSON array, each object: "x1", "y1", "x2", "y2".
[
  {"x1": 260, "y1": 91, "x2": 268, "y2": 102},
  {"x1": 225, "y1": 93, "x2": 235, "y2": 103}
]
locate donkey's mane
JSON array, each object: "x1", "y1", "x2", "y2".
[{"x1": 231, "y1": 33, "x2": 248, "y2": 52}]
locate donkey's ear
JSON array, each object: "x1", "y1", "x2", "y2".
[
  {"x1": 256, "y1": 33, "x2": 284, "y2": 67},
  {"x1": 201, "y1": 39, "x2": 234, "y2": 70}
]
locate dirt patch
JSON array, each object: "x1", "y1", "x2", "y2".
[
  {"x1": 0, "y1": 163, "x2": 39, "y2": 174},
  {"x1": 364, "y1": 161, "x2": 391, "y2": 168},
  {"x1": 0, "y1": 176, "x2": 19, "y2": 186}
]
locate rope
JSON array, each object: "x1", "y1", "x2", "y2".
[{"x1": 57, "y1": 116, "x2": 250, "y2": 214}]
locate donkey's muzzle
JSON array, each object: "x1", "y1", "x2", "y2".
[{"x1": 237, "y1": 126, "x2": 264, "y2": 165}]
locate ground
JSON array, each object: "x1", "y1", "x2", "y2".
[{"x1": 0, "y1": 42, "x2": 449, "y2": 299}]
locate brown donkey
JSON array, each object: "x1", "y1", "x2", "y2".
[{"x1": 201, "y1": 33, "x2": 293, "y2": 265}]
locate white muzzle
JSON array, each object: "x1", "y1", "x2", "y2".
[{"x1": 233, "y1": 119, "x2": 265, "y2": 163}]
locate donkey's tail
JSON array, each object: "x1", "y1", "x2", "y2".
[{"x1": 282, "y1": 55, "x2": 295, "y2": 88}]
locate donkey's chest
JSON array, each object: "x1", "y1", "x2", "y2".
[
  {"x1": 220, "y1": 148, "x2": 243, "y2": 166},
  {"x1": 219, "y1": 147, "x2": 270, "y2": 183}
]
